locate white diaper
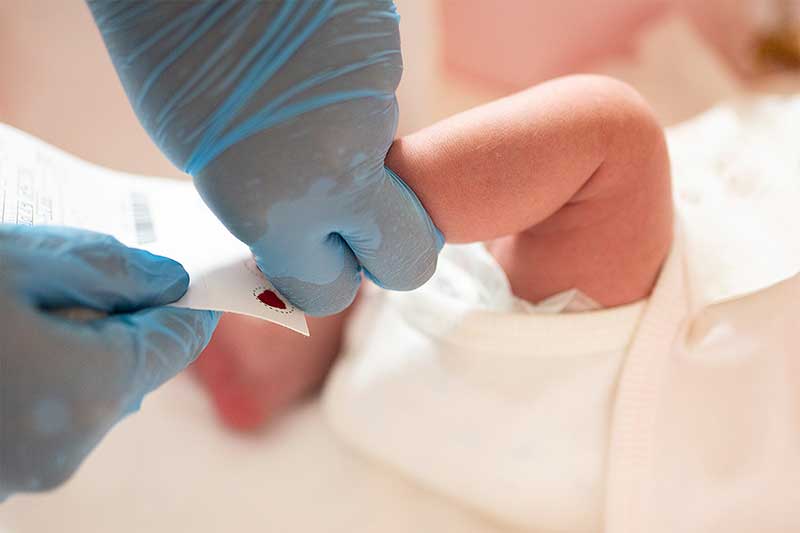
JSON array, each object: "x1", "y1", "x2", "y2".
[
  {"x1": 323, "y1": 243, "x2": 645, "y2": 531},
  {"x1": 518, "y1": 287, "x2": 602, "y2": 313}
]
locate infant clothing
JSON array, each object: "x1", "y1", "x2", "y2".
[{"x1": 323, "y1": 96, "x2": 800, "y2": 533}]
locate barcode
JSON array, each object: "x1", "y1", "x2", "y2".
[{"x1": 130, "y1": 192, "x2": 156, "y2": 244}]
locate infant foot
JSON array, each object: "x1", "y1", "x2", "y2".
[{"x1": 190, "y1": 313, "x2": 345, "y2": 432}]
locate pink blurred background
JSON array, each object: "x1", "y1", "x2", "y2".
[
  {"x1": 0, "y1": 0, "x2": 795, "y2": 179},
  {"x1": 440, "y1": 0, "x2": 764, "y2": 90}
]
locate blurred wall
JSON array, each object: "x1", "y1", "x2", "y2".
[
  {"x1": 439, "y1": 0, "x2": 765, "y2": 91},
  {"x1": 0, "y1": 0, "x2": 760, "y2": 173},
  {"x1": 440, "y1": 0, "x2": 670, "y2": 90},
  {"x1": 0, "y1": 1, "x2": 181, "y2": 177}
]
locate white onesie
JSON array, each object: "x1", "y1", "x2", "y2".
[
  {"x1": 323, "y1": 96, "x2": 800, "y2": 533},
  {"x1": 325, "y1": 242, "x2": 644, "y2": 531}
]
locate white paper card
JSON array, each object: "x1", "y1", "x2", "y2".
[{"x1": 0, "y1": 123, "x2": 308, "y2": 335}]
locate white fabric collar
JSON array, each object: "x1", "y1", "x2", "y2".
[{"x1": 669, "y1": 95, "x2": 800, "y2": 310}]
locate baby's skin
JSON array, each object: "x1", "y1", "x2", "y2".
[{"x1": 191, "y1": 75, "x2": 674, "y2": 431}]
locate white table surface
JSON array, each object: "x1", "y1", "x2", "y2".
[{"x1": 0, "y1": 374, "x2": 512, "y2": 533}]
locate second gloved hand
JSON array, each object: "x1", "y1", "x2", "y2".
[
  {"x1": 89, "y1": 1, "x2": 443, "y2": 315},
  {"x1": 0, "y1": 225, "x2": 219, "y2": 498}
]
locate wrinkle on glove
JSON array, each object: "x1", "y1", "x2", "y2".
[
  {"x1": 0, "y1": 225, "x2": 219, "y2": 499},
  {"x1": 89, "y1": 0, "x2": 443, "y2": 316}
]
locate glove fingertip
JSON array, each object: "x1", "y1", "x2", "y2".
[
  {"x1": 129, "y1": 249, "x2": 191, "y2": 303},
  {"x1": 270, "y1": 270, "x2": 361, "y2": 317},
  {"x1": 434, "y1": 226, "x2": 446, "y2": 251},
  {"x1": 196, "y1": 309, "x2": 222, "y2": 349}
]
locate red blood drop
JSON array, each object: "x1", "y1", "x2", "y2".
[{"x1": 257, "y1": 289, "x2": 286, "y2": 310}]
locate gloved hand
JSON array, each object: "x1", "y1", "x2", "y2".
[
  {"x1": 0, "y1": 225, "x2": 219, "y2": 498},
  {"x1": 88, "y1": 0, "x2": 442, "y2": 316}
]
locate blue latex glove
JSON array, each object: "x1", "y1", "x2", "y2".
[
  {"x1": 0, "y1": 225, "x2": 219, "y2": 498},
  {"x1": 88, "y1": 0, "x2": 443, "y2": 316}
]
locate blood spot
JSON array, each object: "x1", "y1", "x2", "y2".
[{"x1": 256, "y1": 289, "x2": 286, "y2": 310}]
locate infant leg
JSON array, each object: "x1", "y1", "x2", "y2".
[
  {"x1": 388, "y1": 75, "x2": 673, "y2": 306},
  {"x1": 191, "y1": 307, "x2": 353, "y2": 431}
]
